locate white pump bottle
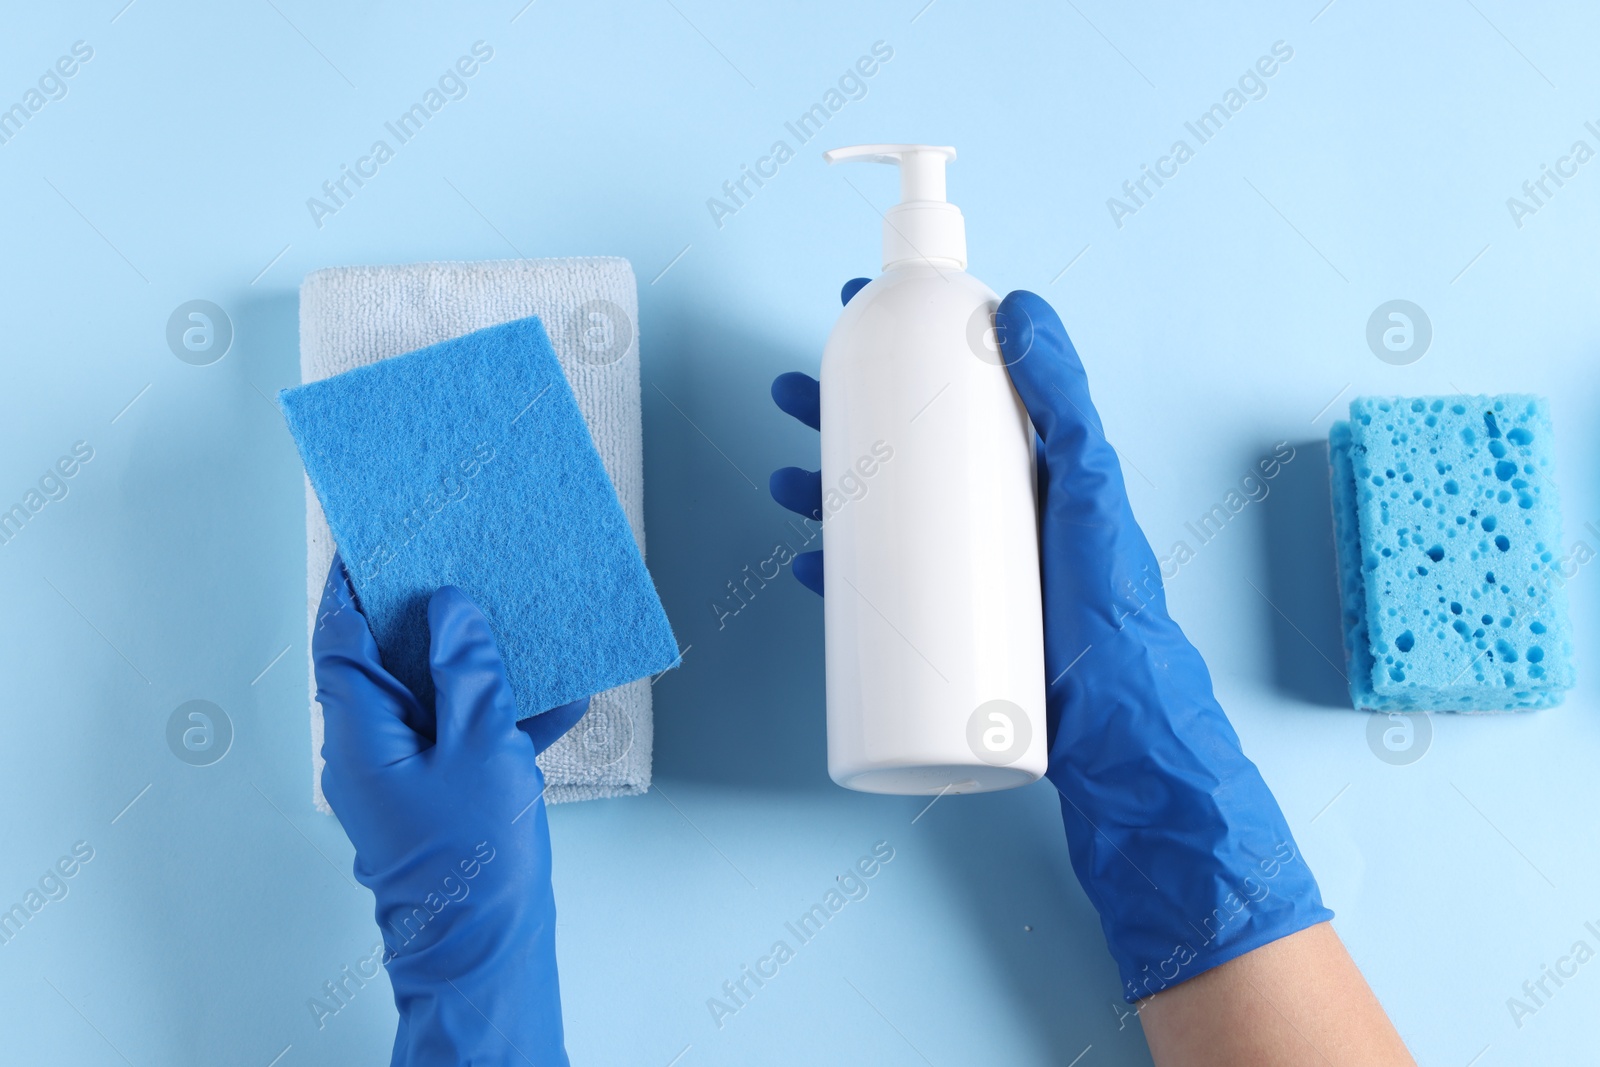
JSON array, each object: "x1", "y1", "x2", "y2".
[{"x1": 819, "y1": 144, "x2": 1046, "y2": 795}]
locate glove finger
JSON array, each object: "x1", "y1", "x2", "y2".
[
  {"x1": 792, "y1": 550, "x2": 824, "y2": 596},
  {"x1": 771, "y1": 372, "x2": 820, "y2": 431},
  {"x1": 995, "y1": 291, "x2": 1114, "y2": 456},
  {"x1": 997, "y1": 290, "x2": 1165, "y2": 638},
  {"x1": 996, "y1": 290, "x2": 1138, "y2": 524},
  {"x1": 427, "y1": 586, "x2": 521, "y2": 756},
  {"x1": 517, "y1": 696, "x2": 591, "y2": 755},
  {"x1": 314, "y1": 554, "x2": 428, "y2": 776},
  {"x1": 841, "y1": 277, "x2": 871, "y2": 305},
  {"x1": 769, "y1": 466, "x2": 823, "y2": 520}
]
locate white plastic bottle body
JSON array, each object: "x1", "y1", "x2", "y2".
[{"x1": 820, "y1": 264, "x2": 1046, "y2": 794}]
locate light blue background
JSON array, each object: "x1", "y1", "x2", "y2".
[{"x1": 1, "y1": 1, "x2": 1597, "y2": 1063}]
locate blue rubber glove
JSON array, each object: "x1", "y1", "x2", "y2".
[
  {"x1": 315, "y1": 554, "x2": 589, "y2": 1065},
  {"x1": 771, "y1": 284, "x2": 1331, "y2": 1002}
]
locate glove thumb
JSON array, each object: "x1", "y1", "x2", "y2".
[
  {"x1": 315, "y1": 554, "x2": 429, "y2": 781},
  {"x1": 427, "y1": 586, "x2": 521, "y2": 756}
]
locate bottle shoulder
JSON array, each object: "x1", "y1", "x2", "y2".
[
  {"x1": 824, "y1": 268, "x2": 998, "y2": 359},
  {"x1": 852, "y1": 267, "x2": 998, "y2": 305}
]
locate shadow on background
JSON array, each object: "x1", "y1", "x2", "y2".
[
  {"x1": 920, "y1": 786, "x2": 1159, "y2": 1066},
  {"x1": 58, "y1": 286, "x2": 395, "y2": 1062},
  {"x1": 1259, "y1": 438, "x2": 1350, "y2": 709},
  {"x1": 642, "y1": 306, "x2": 831, "y2": 794}
]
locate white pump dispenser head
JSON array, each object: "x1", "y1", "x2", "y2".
[{"x1": 824, "y1": 144, "x2": 966, "y2": 271}]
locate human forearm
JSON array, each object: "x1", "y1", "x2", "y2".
[{"x1": 1139, "y1": 923, "x2": 1414, "y2": 1067}]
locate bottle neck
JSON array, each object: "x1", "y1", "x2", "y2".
[{"x1": 882, "y1": 201, "x2": 967, "y2": 271}]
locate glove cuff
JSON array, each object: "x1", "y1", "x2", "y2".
[
  {"x1": 384, "y1": 925, "x2": 569, "y2": 1067},
  {"x1": 1102, "y1": 835, "x2": 1332, "y2": 1003}
]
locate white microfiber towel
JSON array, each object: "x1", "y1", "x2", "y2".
[{"x1": 300, "y1": 258, "x2": 653, "y2": 811}]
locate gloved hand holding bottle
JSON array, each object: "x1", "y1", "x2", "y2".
[
  {"x1": 314, "y1": 554, "x2": 588, "y2": 1067},
  {"x1": 772, "y1": 284, "x2": 1414, "y2": 1064}
]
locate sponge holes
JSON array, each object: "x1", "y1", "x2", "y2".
[
  {"x1": 1365, "y1": 710, "x2": 1432, "y2": 766},
  {"x1": 1382, "y1": 593, "x2": 1549, "y2": 684}
]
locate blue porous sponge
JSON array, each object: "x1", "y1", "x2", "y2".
[
  {"x1": 1329, "y1": 395, "x2": 1574, "y2": 711},
  {"x1": 280, "y1": 317, "x2": 678, "y2": 719}
]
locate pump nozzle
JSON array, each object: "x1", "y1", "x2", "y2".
[{"x1": 825, "y1": 143, "x2": 967, "y2": 271}]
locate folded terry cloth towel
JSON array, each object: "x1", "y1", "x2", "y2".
[{"x1": 299, "y1": 258, "x2": 660, "y2": 811}]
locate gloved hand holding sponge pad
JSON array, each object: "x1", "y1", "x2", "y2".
[
  {"x1": 279, "y1": 316, "x2": 679, "y2": 738},
  {"x1": 1330, "y1": 394, "x2": 1574, "y2": 711}
]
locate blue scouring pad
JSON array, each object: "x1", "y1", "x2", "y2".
[
  {"x1": 1329, "y1": 395, "x2": 1574, "y2": 711},
  {"x1": 279, "y1": 317, "x2": 678, "y2": 719}
]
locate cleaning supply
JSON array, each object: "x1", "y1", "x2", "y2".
[
  {"x1": 1329, "y1": 394, "x2": 1575, "y2": 711},
  {"x1": 280, "y1": 317, "x2": 680, "y2": 756},
  {"x1": 817, "y1": 144, "x2": 1045, "y2": 794},
  {"x1": 297, "y1": 258, "x2": 653, "y2": 810}
]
